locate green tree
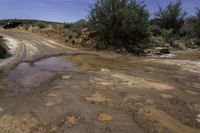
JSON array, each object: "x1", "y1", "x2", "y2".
[
  {"x1": 88, "y1": 0, "x2": 149, "y2": 52},
  {"x1": 193, "y1": 9, "x2": 200, "y2": 38},
  {"x1": 155, "y1": 0, "x2": 187, "y2": 33},
  {"x1": 0, "y1": 36, "x2": 9, "y2": 58}
]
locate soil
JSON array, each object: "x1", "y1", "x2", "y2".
[{"x1": 0, "y1": 29, "x2": 200, "y2": 133}]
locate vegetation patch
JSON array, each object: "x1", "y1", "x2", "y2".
[
  {"x1": 1, "y1": 0, "x2": 200, "y2": 55},
  {"x1": 88, "y1": 0, "x2": 149, "y2": 54},
  {"x1": 0, "y1": 35, "x2": 9, "y2": 58}
]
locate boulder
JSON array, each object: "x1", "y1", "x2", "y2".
[
  {"x1": 62, "y1": 75, "x2": 71, "y2": 80},
  {"x1": 144, "y1": 47, "x2": 171, "y2": 56},
  {"x1": 155, "y1": 47, "x2": 170, "y2": 54},
  {"x1": 171, "y1": 40, "x2": 187, "y2": 50}
]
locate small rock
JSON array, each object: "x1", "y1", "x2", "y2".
[
  {"x1": 46, "y1": 101, "x2": 56, "y2": 107},
  {"x1": 58, "y1": 117, "x2": 66, "y2": 127},
  {"x1": 196, "y1": 118, "x2": 200, "y2": 123},
  {"x1": 62, "y1": 75, "x2": 71, "y2": 79},
  {"x1": 196, "y1": 114, "x2": 200, "y2": 123},
  {"x1": 100, "y1": 82, "x2": 113, "y2": 86},
  {"x1": 98, "y1": 112, "x2": 113, "y2": 122},
  {"x1": 145, "y1": 47, "x2": 171, "y2": 57},
  {"x1": 47, "y1": 93, "x2": 57, "y2": 97},
  {"x1": 0, "y1": 108, "x2": 2, "y2": 112},
  {"x1": 101, "y1": 68, "x2": 110, "y2": 72},
  {"x1": 160, "y1": 54, "x2": 175, "y2": 59},
  {"x1": 173, "y1": 40, "x2": 187, "y2": 50},
  {"x1": 67, "y1": 115, "x2": 79, "y2": 125},
  {"x1": 155, "y1": 47, "x2": 170, "y2": 54}
]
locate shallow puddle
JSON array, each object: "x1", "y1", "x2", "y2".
[
  {"x1": 4, "y1": 51, "x2": 200, "y2": 91},
  {"x1": 8, "y1": 63, "x2": 54, "y2": 88},
  {"x1": 62, "y1": 54, "x2": 133, "y2": 71},
  {"x1": 7, "y1": 57, "x2": 76, "y2": 89},
  {"x1": 35, "y1": 57, "x2": 75, "y2": 71}
]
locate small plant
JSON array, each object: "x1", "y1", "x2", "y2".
[{"x1": 162, "y1": 29, "x2": 173, "y2": 41}]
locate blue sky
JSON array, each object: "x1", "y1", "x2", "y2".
[{"x1": 0, "y1": 0, "x2": 200, "y2": 22}]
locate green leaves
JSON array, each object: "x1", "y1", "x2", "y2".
[
  {"x1": 88, "y1": 0, "x2": 149, "y2": 52},
  {"x1": 155, "y1": 1, "x2": 186, "y2": 33},
  {"x1": 193, "y1": 9, "x2": 200, "y2": 38}
]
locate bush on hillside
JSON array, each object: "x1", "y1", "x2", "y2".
[
  {"x1": 36, "y1": 22, "x2": 47, "y2": 29},
  {"x1": 0, "y1": 36, "x2": 9, "y2": 58},
  {"x1": 179, "y1": 24, "x2": 193, "y2": 37},
  {"x1": 63, "y1": 23, "x2": 72, "y2": 29},
  {"x1": 88, "y1": 0, "x2": 149, "y2": 53},
  {"x1": 162, "y1": 29, "x2": 173, "y2": 41},
  {"x1": 193, "y1": 9, "x2": 200, "y2": 38},
  {"x1": 70, "y1": 19, "x2": 88, "y2": 35},
  {"x1": 155, "y1": 0, "x2": 186, "y2": 33},
  {"x1": 149, "y1": 25, "x2": 162, "y2": 36}
]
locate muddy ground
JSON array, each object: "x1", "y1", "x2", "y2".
[{"x1": 0, "y1": 29, "x2": 200, "y2": 133}]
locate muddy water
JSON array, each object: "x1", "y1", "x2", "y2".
[
  {"x1": 5, "y1": 57, "x2": 76, "y2": 90},
  {"x1": 1, "y1": 50, "x2": 200, "y2": 133},
  {"x1": 5, "y1": 52, "x2": 200, "y2": 90},
  {"x1": 35, "y1": 57, "x2": 75, "y2": 71}
]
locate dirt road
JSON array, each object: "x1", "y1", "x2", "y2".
[{"x1": 0, "y1": 29, "x2": 200, "y2": 133}]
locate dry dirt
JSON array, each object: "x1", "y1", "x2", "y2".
[{"x1": 0, "y1": 29, "x2": 200, "y2": 133}]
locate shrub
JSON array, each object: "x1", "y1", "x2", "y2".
[
  {"x1": 155, "y1": 0, "x2": 187, "y2": 33},
  {"x1": 194, "y1": 38, "x2": 200, "y2": 46},
  {"x1": 63, "y1": 23, "x2": 72, "y2": 29},
  {"x1": 179, "y1": 24, "x2": 193, "y2": 37},
  {"x1": 149, "y1": 25, "x2": 162, "y2": 36},
  {"x1": 88, "y1": 0, "x2": 149, "y2": 52},
  {"x1": 0, "y1": 36, "x2": 9, "y2": 58},
  {"x1": 70, "y1": 19, "x2": 88, "y2": 35},
  {"x1": 24, "y1": 24, "x2": 30, "y2": 30},
  {"x1": 162, "y1": 29, "x2": 173, "y2": 41},
  {"x1": 193, "y1": 9, "x2": 200, "y2": 38},
  {"x1": 36, "y1": 22, "x2": 47, "y2": 29},
  {"x1": 187, "y1": 38, "x2": 200, "y2": 47}
]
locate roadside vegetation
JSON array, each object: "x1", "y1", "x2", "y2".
[
  {"x1": 193, "y1": 9, "x2": 200, "y2": 38},
  {"x1": 88, "y1": 0, "x2": 149, "y2": 53},
  {"x1": 1, "y1": 0, "x2": 200, "y2": 55},
  {"x1": 154, "y1": 1, "x2": 187, "y2": 34},
  {"x1": 0, "y1": 36, "x2": 9, "y2": 58}
]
